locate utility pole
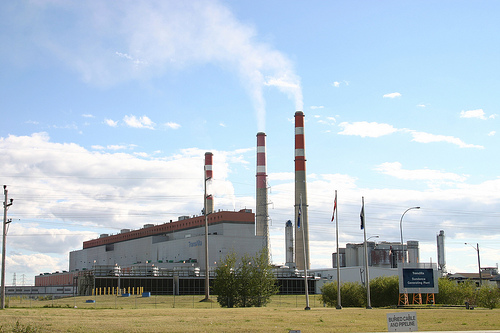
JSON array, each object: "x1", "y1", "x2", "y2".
[
  {"x1": 1, "y1": 185, "x2": 14, "y2": 310},
  {"x1": 476, "y1": 243, "x2": 482, "y2": 286}
]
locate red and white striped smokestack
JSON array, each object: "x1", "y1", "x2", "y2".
[
  {"x1": 204, "y1": 152, "x2": 214, "y2": 214},
  {"x1": 294, "y1": 111, "x2": 309, "y2": 270},
  {"x1": 256, "y1": 132, "x2": 269, "y2": 251}
]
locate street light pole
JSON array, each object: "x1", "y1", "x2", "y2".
[
  {"x1": 399, "y1": 207, "x2": 420, "y2": 266},
  {"x1": 465, "y1": 242, "x2": 482, "y2": 286}
]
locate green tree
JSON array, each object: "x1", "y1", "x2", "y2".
[
  {"x1": 247, "y1": 248, "x2": 279, "y2": 307},
  {"x1": 212, "y1": 252, "x2": 238, "y2": 308},
  {"x1": 213, "y1": 248, "x2": 278, "y2": 308},
  {"x1": 236, "y1": 253, "x2": 253, "y2": 307},
  {"x1": 370, "y1": 275, "x2": 399, "y2": 307}
]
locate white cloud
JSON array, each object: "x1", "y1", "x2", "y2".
[
  {"x1": 104, "y1": 119, "x2": 118, "y2": 127},
  {"x1": 82, "y1": 114, "x2": 94, "y2": 118},
  {"x1": 337, "y1": 122, "x2": 483, "y2": 149},
  {"x1": 268, "y1": 172, "x2": 294, "y2": 181},
  {"x1": 383, "y1": 92, "x2": 401, "y2": 98},
  {"x1": 134, "y1": 152, "x2": 150, "y2": 158},
  {"x1": 338, "y1": 121, "x2": 398, "y2": 138},
  {"x1": 107, "y1": 144, "x2": 137, "y2": 150},
  {"x1": 123, "y1": 115, "x2": 155, "y2": 129},
  {"x1": 7, "y1": 253, "x2": 66, "y2": 283},
  {"x1": 9, "y1": 225, "x2": 97, "y2": 254},
  {"x1": 115, "y1": 51, "x2": 148, "y2": 66},
  {"x1": 375, "y1": 162, "x2": 468, "y2": 183},
  {"x1": 488, "y1": 131, "x2": 496, "y2": 136},
  {"x1": 310, "y1": 106, "x2": 324, "y2": 110},
  {"x1": 331, "y1": 80, "x2": 348, "y2": 88},
  {"x1": 165, "y1": 122, "x2": 181, "y2": 130},
  {"x1": 406, "y1": 130, "x2": 484, "y2": 149},
  {"x1": 460, "y1": 109, "x2": 486, "y2": 120},
  {"x1": 417, "y1": 104, "x2": 427, "y2": 108}
]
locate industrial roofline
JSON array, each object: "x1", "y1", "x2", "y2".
[{"x1": 83, "y1": 209, "x2": 254, "y2": 250}]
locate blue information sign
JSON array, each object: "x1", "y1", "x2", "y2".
[{"x1": 402, "y1": 268, "x2": 434, "y2": 289}]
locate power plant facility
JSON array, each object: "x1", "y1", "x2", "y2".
[
  {"x1": 18, "y1": 110, "x2": 449, "y2": 298},
  {"x1": 32, "y1": 110, "x2": 317, "y2": 296}
]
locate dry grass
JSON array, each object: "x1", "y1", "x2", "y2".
[{"x1": 1, "y1": 295, "x2": 500, "y2": 332}]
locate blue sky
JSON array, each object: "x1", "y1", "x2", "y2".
[{"x1": 1, "y1": 0, "x2": 499, "y2": 284}]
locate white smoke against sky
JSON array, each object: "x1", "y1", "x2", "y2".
[{"x1": 26, "y1": 0, "x2": 302, "y2": 131}]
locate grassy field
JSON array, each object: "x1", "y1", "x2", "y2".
[{"x1": 1, "y1": 295, "x2": 500, "y2": 332}]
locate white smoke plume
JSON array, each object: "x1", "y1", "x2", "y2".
[{"x1": 24, "y1": 0, "x2": 302, "y2": 131}]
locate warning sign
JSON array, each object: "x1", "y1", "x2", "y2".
[{"x1": 386, "y1": 311, "x2": 418, "y2": 332}]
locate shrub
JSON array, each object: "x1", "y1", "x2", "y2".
[
  {"x1": 369, "y1": 275, "x2": 399, "y2": 307},
  {"x1": 436, "y1": 278, "x2": 476, "y2": 305},
  {"x1": 342, "y1": 281, "x2": 366, "y2": 307},
  {"x1": 319, "y1": 281, "x2": 338, "y2": 307},
  {"x1": 320, "y1": 281, "x2": 366, "y2": 308},
  {"x1": 477, "y1": 284, "x2": 500, "y2": 309}
]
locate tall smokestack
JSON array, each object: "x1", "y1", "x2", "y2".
[
  {"x1": 285, "y1": 220, "x2": 294, "y2": 266},
  {"x1": 294, "y1": 111, "x2": 309, "y2": 270},
  {"x1": 204, "y1": 152, "x2": 213, "y2": 214},
  {"x1": 256, "y1": 132, "x2": 269, "y2": 251},
  {"x1": 437, "y1": 230, "x2": 446, "y2": 275}
]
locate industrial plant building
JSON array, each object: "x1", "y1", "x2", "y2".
[
  {"x1": 36, "y1": 208, "x2": 312, "y2": 296},
  {"x1": 69, "y1": 210, "x2": 262, "y2": 272}
]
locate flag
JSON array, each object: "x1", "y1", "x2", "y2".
[
  {"x1": 331, "y1": 192, "x2": 337, "y2": 222},
  {"x1": 360, "y1": 204, "x2": 365, "y2": 230},
  {"x1": 297, "y1": 203, "x2": 302, "y2": 229}
]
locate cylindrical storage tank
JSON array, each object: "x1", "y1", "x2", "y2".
[
  {"x1": 407, "y1": 240, "x2": 419, "y2": 264},
  {"x1": 345, "y1": 243, "x2": 358, "y2": 267},
  {"x1": 285, "y1": 220, "x2": 294, "y2": 265},
  {"x1": 332, "y1": 248, "x2": 345, "y2": 268},
  {"x1": 371, "y1": 248, "x2": 391, "y2": 268},
  {"x1": 437, "y1": 230, "x2": 446, "y2": 272}
]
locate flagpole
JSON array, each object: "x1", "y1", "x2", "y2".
[
  {"x1": 300, "y1": 195, "x2": 310, "y2": 310},
  {"x1": 361, "y1": 196, "x2": 372, "y2": 309},
  {"x1": 334, "y1": 190, "x2": 341, "y2": 309}
]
